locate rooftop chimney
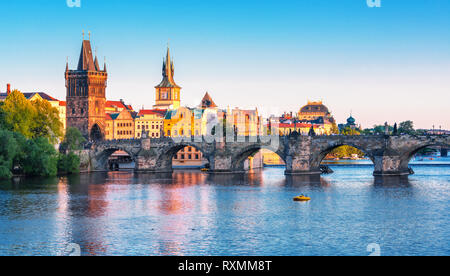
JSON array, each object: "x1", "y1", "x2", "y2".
[{"x1": 6, "y1": 84, "x2": 11, "y2": 95}]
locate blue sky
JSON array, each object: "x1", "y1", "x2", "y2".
[{"x1": 0, "y1": 0, "x2": 449, "y2": 129}]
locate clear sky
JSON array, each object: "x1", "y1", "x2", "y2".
[{"x1": 0, "y1": 0, "x2": 449, "y2": 129}]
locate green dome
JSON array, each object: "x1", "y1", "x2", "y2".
[{"x1": 347, "y1": 116, "x2": 356, "y2": 125}]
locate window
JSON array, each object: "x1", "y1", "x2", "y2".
[{"x1": 188, "y1": 154, "x2": 192, "y2": 160}]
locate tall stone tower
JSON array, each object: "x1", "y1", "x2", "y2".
[
  {"x1": 65, "y1": 39, "x2": 107, "y2": 141},
  {"x1": 153, "y1": 47, "x2": 181, "y2": 110}
]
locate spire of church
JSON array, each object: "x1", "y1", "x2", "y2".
[
  {"x1": 156, "y1": 46, "x2": 180, "y2": 88},
  {"x1": 94, "y1": 56, "x2": 100, "y2": 71},
  {"x1": 77, "y1": 40, "x2": 97, "y2": 71}
]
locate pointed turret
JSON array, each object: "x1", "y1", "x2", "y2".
[
  {"x1": 200, "y1": 92, "x2": 218, "y2": 109},
  {"x1": 94, "y1": 56, "x2": 100, "y2": 71},
  {"x1": 77, "y1": 40, "x2": 97, "y2": 71},
  {"x1": 156, "y1": 46, "x2": 180, "y2": 88}
]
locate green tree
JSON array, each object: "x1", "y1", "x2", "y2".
[
  {"x1": 399, "y1": 121, "x2": 415, "y2": 135},
  {"x1": 57, "y1": 152, "x2": 81, "y2": 175},
  {"x1": 341, "y1": 126, "x2": 360, "y2": 136},
  {"x1": 372, "y1": 124, "x2": 393, "y2": 135},
  {"x1": 0, "y1": 102, "x2": 6, "y2": 130},
  {"x1": 1, "y1": 90, "x2": 36, "y2": 138},
  {"x1": 31, "y1": 99, "x2": 63, "y2": 144},
  {"x1": 60, "y1": 127, "x2": 86, "y2": 153},
  {"x1": 19, "y1": 137, "x2": 59, "y2": 177},
  {"x1": 1, "y1": 91, "x2": 63, "y2": 144},
  {"x1": 0, "y1": 129, "x2": 19, "y2": 179}
]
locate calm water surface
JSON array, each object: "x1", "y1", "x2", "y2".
[{"x1": 0, "y1": 160, "x2": 449, "y2": 256}]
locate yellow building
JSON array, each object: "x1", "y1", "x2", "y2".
[
  {"x1": 153, "y1": 47, "x2": 181, "y2": 110},
  {"x1": 164, "y1": 106, "x2": 195, "y2": 137},
  {"x1": 134, "y1": 109, "x2": 166, "y2": 139},
  {"x1": 173, "y1": 146, "x2": 207, "y2": 167},
  {"x1": 105, "y1": 109, "x2": 136, "y2": 140}
]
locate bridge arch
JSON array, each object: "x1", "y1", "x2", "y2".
[
  {"x1": 156, "y1": 143, "x2": 212, "y2": 172},
  {"x1": 398, "y1": 141, "x2": 450, "y2": 171},
  {"x1": 312, "y1": 142, "x2": 376, "y2": 169},
  {"x1": 231, "y1": 144, "x2": 286, "y2": 172},
  {"x1": 92, "y1": 146, "x2": 137, "y2": 171}
]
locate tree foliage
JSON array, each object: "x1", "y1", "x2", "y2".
[
  {"x1": 1, "y1": 90, "x2": 63, "y2": 144},
  {"x1": 57, "y1": 152, "x2": 81, "y2": 175},
  {"x1": 60, "y1": 127, "x2": 86, "y2": 153},
  {"x1": 0, "y1": 93, "x2": 80, "y2": 178},
  {"x1": 398, "y1": 121, "x2": 415, "y2": 135},
  {"x1": 19, "y1": 137, "x2": 59, "y2": 177},
  {"x1": 1, "y1": 90, "x2": 36, "y2": 138},
  {"x1": 0, "y1": 129, "x2": 19, "y2": 179},
  {"x1": 30, "y1": 98, "x2": 63, "y2": 144}
]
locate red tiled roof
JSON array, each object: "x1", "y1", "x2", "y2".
[
  {"x1": 106, "y1": 100, "x2": 133, "y2": 111},
  {"x1": 279, "y1": 123, "x2": 314, "y2": 128},
  {"x1": 138, "y1": 109, "x2": 167, "y2": 117}
]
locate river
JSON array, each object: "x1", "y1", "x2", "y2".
[{"x1": 0, "y1": 158, "x2": 449, "y2": 256}]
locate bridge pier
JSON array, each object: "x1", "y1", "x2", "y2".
[{"x1": 372, "y1": 155, "x2": 413, "y2": 176}]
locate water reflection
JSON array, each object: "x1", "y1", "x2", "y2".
[
  {"x1": 284, "y1": 175, "x2": 331, "y2": 189},
  {"x1": 373, "y1": 176, "x2": 412, "y2": 188},
  {"x1": 0, "y1": 165, "x2": 448, "y2": 256}
]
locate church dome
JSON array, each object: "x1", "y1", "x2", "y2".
[
  {"x1": 347, "y1": 116, "x2": 356, "y2": 125},
  {"x1": 299, "y1": 101, "x2": 329, "y2": 114}
]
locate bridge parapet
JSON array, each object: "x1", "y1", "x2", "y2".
[{"x1": 86, "y1": 135, "x2": 449, "y2": 176}]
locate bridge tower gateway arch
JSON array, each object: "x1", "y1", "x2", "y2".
[
  {"x1": 66, "y1": 37, "x2": 107, "y2": 141},
  {"x1": 86, "y1": 134, "x2": 450, "y2": 176}
]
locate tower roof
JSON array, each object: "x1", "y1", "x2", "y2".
[
  {"x1": 156, "y1": 47, "x2": 181, "y2": 88},
  {"x1": 200, "y1": 92, "x2": 217, "y2": 108},
  {"x1": 77, "y1": 40, "x2": 97, "y2": 71}
]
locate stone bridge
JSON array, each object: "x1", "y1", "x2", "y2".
[{"x1": 85, "y1": 134, "x2": 450, "y2": 176}]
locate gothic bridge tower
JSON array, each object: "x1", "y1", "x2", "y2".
[
  {"x1": 65, "y1": 38, "x2": 107, "y2": 141},
  {"x1": 153, "y1": 47, "x2": 181, "y2": 110}
]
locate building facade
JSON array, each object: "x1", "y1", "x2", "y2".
[
  {"x1": 65, "y1": 39, "x2": 107, "y2": 141},
  {"x1": 135, "y1": 109, "x2": 166, "y2": 139},
  {"x1": 105, "y1": 109, "x2": 136, "y2": 140}
]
